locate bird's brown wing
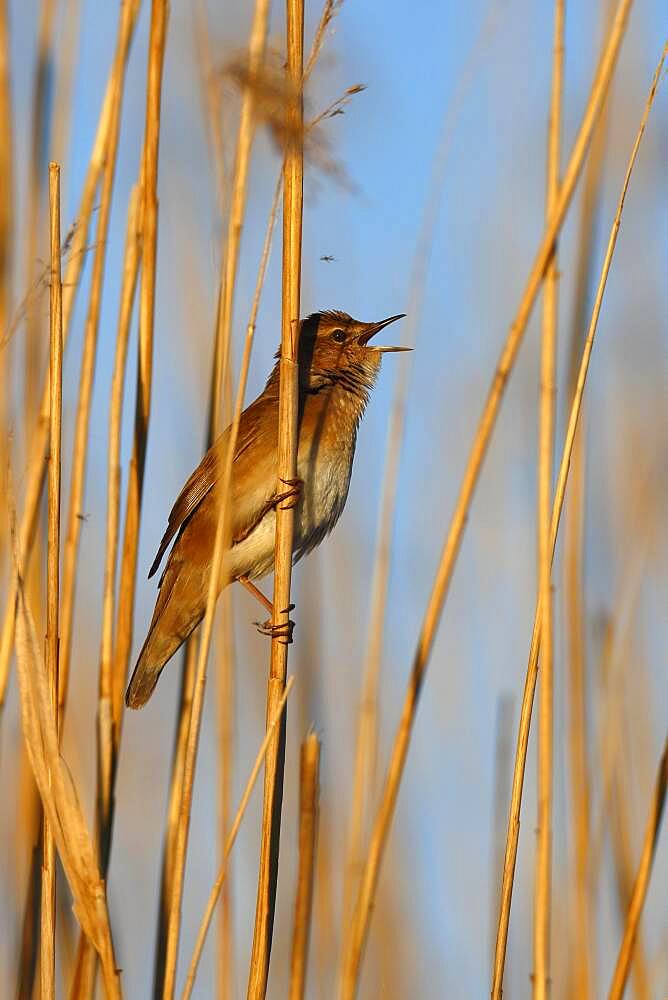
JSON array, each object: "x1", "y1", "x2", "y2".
[{"x1": 148, "y1": 390, "x2": 279, "y2": 580}]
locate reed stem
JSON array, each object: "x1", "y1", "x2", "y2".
[{"x1": 247, "y1": 2, "x2": 304, "y2": 994}]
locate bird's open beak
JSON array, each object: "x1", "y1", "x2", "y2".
[{"x1": 358, "y1": 313, "x2": 410, "y2": 353}]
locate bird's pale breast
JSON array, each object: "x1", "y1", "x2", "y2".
[{"x1": 227, "y1": 387, "x2": 358, "y2": 581}]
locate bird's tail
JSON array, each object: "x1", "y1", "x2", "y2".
[
  {"x1": 125, "y1": 545, "x2": 230, "y2": 708},
  {"x1": 124, "y1": 629, "x2": 165, "y2": 709},
  {"x1": 124, "y1": 571, "x2": 203, "y2": 709}
]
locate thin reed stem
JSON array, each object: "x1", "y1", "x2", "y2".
[
  {"x1": 41, "y1": 158, "x2": 62, "y2": 1000},
  {"x1": 534, "y1": 3, "x2": 563, "y2": 996},
  {"x1": 59, "y1": 0, "x2": 139, "y2": 728},
  {"x1": 160, "y1": 167, "x2": 282, "y2": 1000},
  {"x1": 562, "y1": 16, "x2": 612, "y2": 985},
  {"x1": 341, "y1": 2, "x2": 635, "y2": 995},
  {"x1": 490, "y1": 697, "x2": 515, "y2": 971},
  {"x1": 203, "y1": 9, "x2": 270, "y2": 993},
  {"x1": 24, "y1": 0, "x2": 56, "y2": 433},
  {"x1": 103, "y1": 186, "x2": 143, "y2": 733},
  {"x1": 610, "y1": 764, "x2": 650, "y2": 997},
  {"x1": 491, "y1": 40, "x2": 665, "y2": 998},
  {"x1": 0, "y1": 0, "x2": 13, "y2": 573},
  {"x1": 215, "y1": 596, "x2": 235, "y2": 1000},
  {"x1": 247, "y1": 1, "x2": 304, "y2": 993},
  {"x1": 110, "y1": 0, "x2": 168, "y2": 756},
  {"x1": 152, "y1": 637, "x2": 197, "y2": 996},
  {"x1": 607, "y1": 737, "x2": 668, "y2": 1000},
  {"x1": 68, "y1": 7, "x2": 152, "y2": 994},
  {"x1": 208, "y1": 0, "x2": 271, "y2": 443},
  {"x1": 289, "y1": 732, "x2": 321, "y2": 1000},
  {"x1": 73, "y1": 0, "x2": 167, "y2": 969},
  {"x1": 180, "y1": 678, "x2": 296, "y2": 1000}
]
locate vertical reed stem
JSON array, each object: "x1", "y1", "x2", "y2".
[
  {"x1": 247, "y1": 1, "x2": 304, "y2": 993},
  {"x1": 0, "y1": 0, "x2": 13, "y2": 572},
  {"x1": 534, "y1": 3, "x2": 564, "y2": 996},
  {"x1": 41, "y1": 158, "x2": 62, "y2": 1000},
  {"x1": 181, "y1": 678, "x2": 296, "y2": 1000},
  {"x1": 607, "y1": 738, "x2": 667, "y2": 1000},
  {"x1": 562, "y1": 35, "x2": 612, "y2": 985},
  {"x1": 59, "y1": 0, "x2": 140, "y2": 726},
  {"x1": 289, "y1": 733, "x2": 321, "y2": 1000}
]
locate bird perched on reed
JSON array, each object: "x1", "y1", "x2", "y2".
[{"x1": 125, "y1": 310, "x2": 407, "y2": 708}]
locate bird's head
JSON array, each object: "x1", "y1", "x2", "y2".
[{"x1": 297, "y1": 310, "x2": 408, "y2": 395}]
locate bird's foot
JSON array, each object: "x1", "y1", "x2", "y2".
[
  {"x1": 273, "y1": 477, "x2": 303, "y2": 511},
  {"x1": 254, "y1": 605, "x2": 296, "y2": 644}
]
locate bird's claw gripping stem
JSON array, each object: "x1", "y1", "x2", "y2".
[
  {"x1": 254, "y1": 604, "x2": 296, "y2": 645},
  {"x1": 274, "y1": 477, "x2": 303, "y2": 511}
]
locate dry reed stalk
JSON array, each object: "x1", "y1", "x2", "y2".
[
  {"x1": 340, "y1": 1, "x2": 634, "y2": 994},
  {"x1": 180, "y1": 677, "x2": 296, "y2": 1000},
  {"x1": 593, "y1": 602, "x2": 653, "y2": 997},
  {"x1": 207, "y1": 15, "x2": 271, "y2": 956},
  {"x1": 491, "y1": 42, "x2": 665, "y2": 998},
  {"x1": 563, "y1": 397, "x2": 591, "y2": 997},
  {"x1": 247, "y1": 1, "x2": 304, "y2": 993},
  {"x1": 24, "y1": 0, "x2": 56, "y2": 434},
  {"x1": 607, "y1": 738, "x2": 668, "y2": 1000},
  {"x1": 202, "y1": 7, "x2": 271, "y2": 992},
  {"x1": 101, "y1": 185, "x2": 143, "y2": 737},
  {"x1": 15, "y1": 836, "x2": 42, "y2": 999},
  {"x1": 159, "y1": 167, "x2": 282, "y2": 1000},
  {"x1": 215, "y1": 595, "x2": 235, "y2": 1000},
  {"x1": 562, "y1": 32, "x2": 612, "y2": 986},
  {"x1": 610, "y1": 761, "x2": 650, "y2": 998},
  {"x1": 152, "y1": 636, "x2": 197, "y2": 994},
  {"x1": 69, "y1": 188, "x2": 144, "y2": 1000},
  {"x1": 40, "y1": 159, "x2": 63, "y2": 1000},
  {"x1": 589, "y1": 527, "x2": 650, "y2": 892},
  {"x1": 151, "y1": 173, "x2": 280, "y2": 996},
  {"x1": 533, "y1": 4, "x2": 563, "y2": 996},
  {"x1": 0, "y1": 0, "x2": 13, "y2": 572},
  {"x1": 289, "y1": 732, "x2": 321, "y2": 1000},
  {"x1": 11, "y1": 513, "x2": 120, "y2": 998},
  {"x1": 490, "y1": 696, "x2": 514, "y2": 971},
  {"x1": 0, "y1": 0, "x2": 141, "y2": 709},
  {"x1": 58, "y1": 0, "x2": 138, "y2": 718},
  {"x1": 208, "y1": 0, "x2": 271, "y2": 443},
  {"x1": 110, "y1": 0, "x2": 168, "y2": 747}
]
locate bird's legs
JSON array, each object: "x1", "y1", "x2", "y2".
[
  {"x1": 232, "y1": 478, "x2": 303, "y2": 545},
  {"x1": 274, "y1": 476, "x2": 303, "y2": 510},
  {"x1": 238, "y1": 575, "x2": 272, "y2": 613},
  {"x1": 237, "y1": 575, "x2": 296, "y2": 644},
  {"x1": 234, "y1": 478, "x2": 302, "y2": 643}
]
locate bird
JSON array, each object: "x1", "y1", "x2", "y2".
[{"x1": 125, "y1": 309, "x2": 408, "y2": 708}]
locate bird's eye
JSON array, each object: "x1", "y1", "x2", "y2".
[{"x1": 331, "y1": 329, "x2": 345, "y2": 344}]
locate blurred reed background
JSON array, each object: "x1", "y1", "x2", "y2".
[{"x1": 0, "y1": 0, "x2": 666, "y2": 997}]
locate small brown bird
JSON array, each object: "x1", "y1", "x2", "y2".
[{"x1": 125, "y1": 310, "x2": 407, "y2": 708}]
